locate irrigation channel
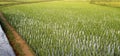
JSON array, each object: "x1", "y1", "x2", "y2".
[{"x1": 0, "y1": 25, "x2": 15, "y2": 56}]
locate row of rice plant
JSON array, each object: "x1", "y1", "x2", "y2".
[{"x1": 2, "y1": 1, "x2": 120, "y2": 56}]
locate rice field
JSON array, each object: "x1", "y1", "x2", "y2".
[
  {"x1": 92, "y1": 2, "x2": 120, "y2": 7},
  {"x1": 1, "y1": 1, "x2": 120, "y2": 56},
  {"x1": 0, "y1": 2, "x2": 16, "y2": 4}
]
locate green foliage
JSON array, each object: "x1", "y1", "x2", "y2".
[{"x1": 1, "y1": 1, "x2": 120, "y2": 56}]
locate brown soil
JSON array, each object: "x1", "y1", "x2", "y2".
[{"x1": 0, "y1": 12, "x2": 35, "y2": 56}]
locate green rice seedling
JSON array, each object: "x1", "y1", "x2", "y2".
[{"x1": 1, "y1": 1, "x2": 120, "y2": 56}]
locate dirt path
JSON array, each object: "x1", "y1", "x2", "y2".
[{"x1": 0, "y1": 12, "x2": 35, "y2": 56}]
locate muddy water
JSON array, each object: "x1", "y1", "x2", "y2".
[{"x1": 0, "y1": 25, "x2": 15, "y2": 56}]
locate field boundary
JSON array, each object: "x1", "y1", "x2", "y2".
[
  {"x1": 90, "y1": 2, "x2": 120, "y2": 7},
  {"x1": 0, "y1": 1, "x2": 53, "y2": 7},
  {"x1": 0, "y1": 12, "x2": 35, "y2": 56}
]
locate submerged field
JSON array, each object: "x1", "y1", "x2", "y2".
[{"x1": 1, "y1": 1, "x2": 120, "y2": 56}]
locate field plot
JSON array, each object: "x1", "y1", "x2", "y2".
[
  {"x1": 0, "y1": 2, "x2": 16, "y2": 9},
  {"x1": 1, "y1": 1, "x2": 120, "y2": 56},
  {"x1": 91, "y1": 2, "x2": 120, "y2": 7}
]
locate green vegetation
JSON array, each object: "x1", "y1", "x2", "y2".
[
  {"x1": 0, "y1": 2, "x2": 16, "y2": 4},
  {"x1": 90, "y1": 1, "x2": 120, "y2": 7},
  {"x1": 90, "y1": 0, "x2": 120, "y2": 7},
  {"x1": 1, "y1": 1, "x2": 120, "y2": 56},
  {"x1": 91, "y1": 2, "x2": 120, "y2": 7}
]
